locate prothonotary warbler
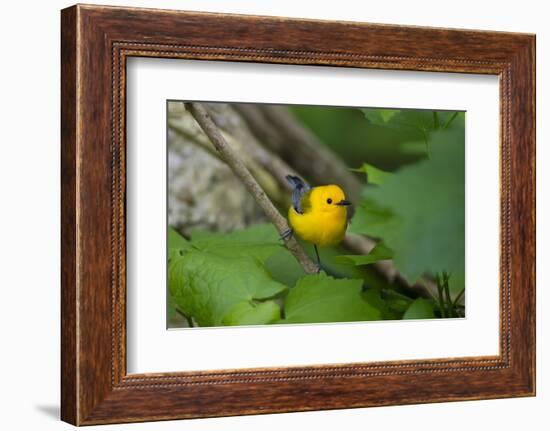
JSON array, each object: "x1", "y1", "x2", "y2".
[{"x1": 283, "y1": 175, "x2": 351, "y2": 268}]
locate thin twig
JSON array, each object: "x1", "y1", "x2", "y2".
[
  {"x1": 452, "y1": 287, "x2": 465, "y2": 308},
  {"x1": 185, "y1": 102, "x2": 318, "y2": 274},
  {"x1": 435, "y1": 273, "x2": 447, "y2": 318},
  {"x1": 442, "y1": 272, "x2": 453, "y2": 317},
  {"x1": 443, "y1": 111, "x2": 460, "y2": 129}
]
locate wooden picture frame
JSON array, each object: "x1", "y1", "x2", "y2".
[{"x1": 61, "y1": 4, "x2": 536, "y2": 425}]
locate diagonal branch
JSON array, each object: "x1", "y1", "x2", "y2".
[{"x1": 185, "y1": 102, "x2": 318, "y2": 274}]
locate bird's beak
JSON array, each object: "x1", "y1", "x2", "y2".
[{"x1": 335, "y1": 199, "x2": 351, "y2": 206}]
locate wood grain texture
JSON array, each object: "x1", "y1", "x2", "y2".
[
  {"x1": 60, "y1": 6, "x2": 78, "y2": 425},
  {"x1": 60, "y1": 4, "x2": 536, "y2": 425}
]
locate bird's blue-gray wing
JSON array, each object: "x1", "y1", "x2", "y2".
[{"x1": 285, "y1": 175, "x2": 311, "y2": 214}]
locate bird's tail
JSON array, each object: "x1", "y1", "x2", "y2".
[
  {"x1": 286, "y1": 175, "x2": 310, "y2": 214},
  {"x1": 285, "y1": 175, "x2": 307, "y2": 191}
]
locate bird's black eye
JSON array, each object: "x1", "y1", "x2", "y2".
[{"x1": 327, "y1": 198, "x2": 332, "y2": 204}]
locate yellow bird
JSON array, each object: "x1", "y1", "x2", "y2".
[{"x1": 284, "y1": 175, "x2": 351, "y2": 268}]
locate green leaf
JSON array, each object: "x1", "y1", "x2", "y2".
[
  {"x1": 334, "y1": 242, "x2": 393, "y2": 266},
  {"x1": 168, "y1": 250, "x2": 287, "y2": 327},
  {"x1": 349, "y1": 198, "x2": 396, "y2": 236},
  {"x1": 361, "y1": 108, "x2": 401, "y2": 124},
  {"x1": 194, "y1": 240, "x2": 282, "y2": 263},
  {"x1": 399, "y1": 141, "x2": 430, "y2": 156},
  {"x1": 168, "y1": 227, "x2": 192, "y2": 260},
  {"x1": 350, "y1": 163, "x2": 391, "y2": 185},
  {"x1": 264, "y1": 249, "x2": 306, "y2": 287},
  {"x1": 353, "y1": 128, "x2": 465, "y2": 292},
  {"x1": 403, "y1": 298, "x2": 436, "y2": 319},
  {"x1": 167, "y1": 290, "x2": 178, "y2": 320},
  {"x1": 380, "y1": 109, "x2": 400, "y2": 122},
  {"x1": 382, "y1": 290, "x2": 413, "y2": 316},
  {"x1": 290, "y1": 106, "x2": 427, "y2": 171},
  {"x1": 359, "y1": 108, "x2": 464, "y2": 163},
  {"x1": 168, "y1": 226, "x2": 190, "y2": 249},
  {"x1": 362, "y1": 108, "x2": 458, "y2": 133},
  {"x1": 190, "y1": 224, "x2": 283, "y2": 263},
  {"x1": 281, "y1": 274, "x2": 382, "y2": 324},
  {"x1": 222, "y1": 301, "x2": 281, "y2": 326},
  {"x1": 362, "y1": 288, "x2": 401, "y2": 320}
]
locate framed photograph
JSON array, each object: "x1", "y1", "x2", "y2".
[{"x1": 61, "y1": 4, "x2": 535, "y2": 425}]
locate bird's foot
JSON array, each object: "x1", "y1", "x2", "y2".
[
  {"x1": 315, "y1": 264, "x2": 322, "y2": 274},
  {"x1": 280, "y1": 227, "x2": 293, "y2": 241}
]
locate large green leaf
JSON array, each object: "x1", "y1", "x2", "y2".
[
  {"x1": 264, "y1": 249, "x2": 306, "y2": 287},
  {"x1": 290, "y1": 106, "x2": 462, "y2": 172},
  {"x1": 167, "y1": 290, "x2": 178, "y2": 320},
  {"x1": 362, "y1": 288, "x2": 402, "y2": 320},
  {"x1": 281, "y1": 274, "x2": 382, "y2": 324},
  {"x1": 350, "y1": 163, "x2": 391, "y2": 185},
  {"x1": 290, "y1": 106, "x2": 426, "y2": 170},
  {"x1": 402, "y1": 298, "x2": 436, "y2": 319},
  {"x1": 222, "y1": 301, "x2": 281, "y2": 326},
  {"x1": 362, "y1": 108, "x2": 460, "y2": 134},
  {"x1": 360, "y1": 109, "x2": 464, "y2": 165},
  {"x1": 334, "y1": 242, "x2": 393, "y2": 266},
  {"x1": 348, "y1": 197, "x2": 397, "y2": 236},
  {"x1": 352, "y1": 128, "x2": 465, "y2": 292},
  {"x1": 381, "y1": 289, "x2": 413, "y2": 317},
  {"x1": 168, "y1": 226, "x2": 191, "y2": 250},
  {"x1": 190, "y1": 224, "x2": 283, "y2": 263},
  {"x1": 169, "y1": 250, "x2": 287, "y2": 327},
  {"x1": 168, "y1": 227, "x2": 192, "y2": 262},
  {"x1": 190, "y1": 223, "x2": 279, "y2": 243}
]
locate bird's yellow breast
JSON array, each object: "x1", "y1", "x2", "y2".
[{"x1": 288, "y1": 207, "x2": 347, "y2": 247}]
